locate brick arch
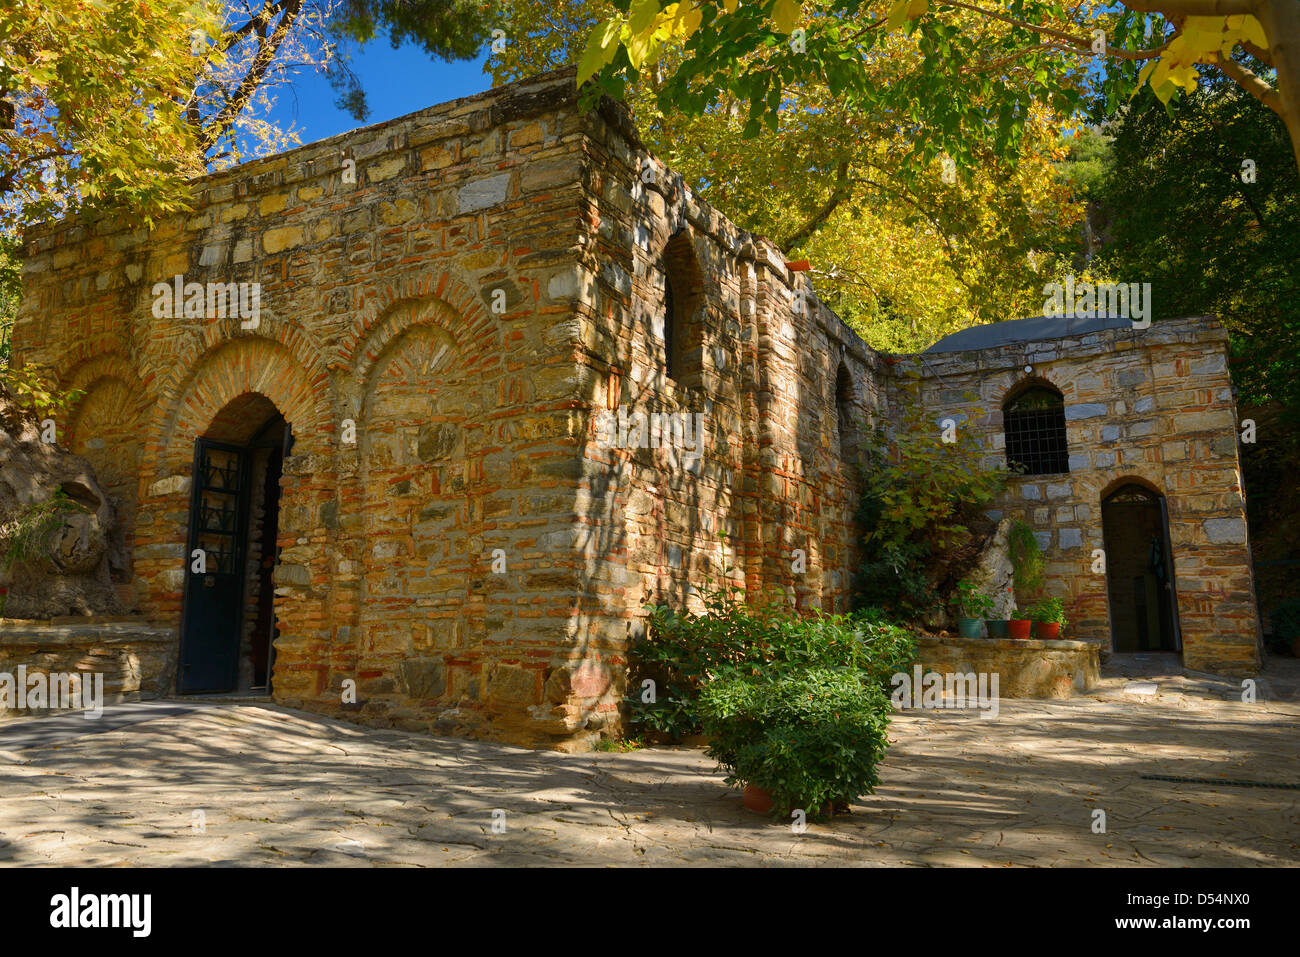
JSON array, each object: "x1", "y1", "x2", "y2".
[
  {"x1": 352, "y1": 296, "x2": 464, "y2": 397},
  {"x1": 336, "y1": 271, "x2": 497, "y2": 380},
  {"x1": 142, "y1": 336, "x2": 330, "y2": 480},
  {"x1": 147, "y1": 318, "x2": 331, "y2": 442},
  {"x1": 1098, "y1": 474, "x2": 1166, "y2": 502},
  {"x1": 351, "y1": 292, "x2": 485, "y2": 710},
  {"x1": 48, "y1": 333, "x2": 132, "y2": 393},
  {"x1": 58, "y1": 353, "x2": 145, "y2": 449},
  {"x1": 1001, "y1": 373, "x2": 1066, "y2": 409},
  {"x1": 60, "y1": 359, "x2": 147, "y2": 584}
]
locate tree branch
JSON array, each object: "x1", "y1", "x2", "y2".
[
  {"x1": 781, "y1": 159, "x2": 853, "y2": 252},
  {"x1": 1214, "y1": 54, "x2": 1282, "y2": 113}
]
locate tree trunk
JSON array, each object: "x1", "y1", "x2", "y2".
[{"x1": 1255, "y1": 0, "x2": 1300, "y2": 174}]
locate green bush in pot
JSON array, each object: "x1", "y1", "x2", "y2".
[
  {"x1": 629, "y1": 575, "x2": 915, "y2": 741},
  {"x1": 952, "y1": 579, "x2": 993, "y2": 638},
  {"x1": 699, "y1": 667, "x2": 893, "y2": 820}
]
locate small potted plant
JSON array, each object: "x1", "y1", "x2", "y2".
[
  {"x1": 1028, "y1": 596, "x2": 1068, "y2": 639},
  {"x1": 1007, "y1": 607, "x2": 1033, "y2": 640},
  {"x1": 952, "y1": 580, "x2": 993, "y2": 639},
  {"x1": 986, "y1": 585, "x2": 1013, "y2": 639}
]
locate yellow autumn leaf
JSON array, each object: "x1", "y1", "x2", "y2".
[
  {"x1": 905, "y1": 0, "x2": 928, "y2": 18},
  {"x1": 662, "y1": 0, "x2": 702, "y2": 39},
  {"x1": 723, "y1": 0, "x2": 740, "y2": 12},
  {"x1": 1168, "y1": 64, "x2": 1199, "y2": 91},
  {"x1": 629, "y1": 0, "x2": 660, "y2": 36},
  {"x1": 576, "y1": 17, "x2": 624, "y2": 85},
  {"x1": 1239, "y1": 15, "x2": 1268, "y2": 49},
  {"x1": 625, "y1": 29, "x2": 661, "y2": 69},
  {"x1": 886, "y1": 0, "x2": 909, "y2": 31},
  {"x1": 771, "y1": 0, "x2": 801, "y2": 34}
]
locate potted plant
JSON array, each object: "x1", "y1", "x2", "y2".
[
  {"x1": 986, "y1": 585, "x2": 1013, "y2": 639},
  {"x1": 1007, "y1": 608, "x2": 1033, "y2": 640},
  {"x1": 1028, "y1": 596, "x2": 1068, "y2": 639},
  {"x1": 699, "y1": 668, "x2": 892, "y2": 822},
  {"x1": 952, "y1": 579, "x2": 993, "y2": 639}
]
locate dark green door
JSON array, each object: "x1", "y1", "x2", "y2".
[{"x1": 178, "y1": 439, "x2": 250, "y2": 693}]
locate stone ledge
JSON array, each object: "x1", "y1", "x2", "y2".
[
  {"x1": 1, "y1": 618, "x2": 176, "y2": 646},
  {"x1": 0, "y1": 616, "x2": 178, "y2": 713},
  {"x1": 914, "y1": 634, "x2": 1101, "y2": 698}
]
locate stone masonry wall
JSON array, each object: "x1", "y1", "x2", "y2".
[
  {"x1": 549, "y1": 103, "x2": 880, "y2": 738},
  {"x1": 11, "y1": 69, "x2": 874, "y2": 747},
  {"x1": 13, "y1": 71, "x2": 601, "y2": 745},
  {"x1": 890, "y1": 317, "x2": 1262, "y2": 675},
  {"x1": 9, "y1": 67, "x2": 1263, "y2": 750}
]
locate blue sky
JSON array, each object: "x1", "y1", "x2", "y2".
[{"x1": 264, "y1": 41, "x2": 496, "y2": 149}]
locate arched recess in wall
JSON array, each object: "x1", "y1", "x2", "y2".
[
  {"x1": 1003, "y1": 377, "x2": 1069, "y2": 475},
  {"x1": 661, "y1": 229, "x2": 705, "y2": 388},
  {"x1": 63, "y1": 355, "x2": 144, "y2": 584},
  {"x1": 834, "y1": 360, "x2": 857, "y2": 461},
  {"x1": 355, "y1": 297, "x2": 472, "y2": 701}
]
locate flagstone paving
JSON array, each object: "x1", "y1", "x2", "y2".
[{"x1": 0, "y1": 656, "x2": 1297, "y2": 867}]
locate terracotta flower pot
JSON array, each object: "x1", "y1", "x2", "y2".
[
  {"x1": 742, "y1": 784, "x2": 832, "y2": 820},
  {"x1": 1008, "y1": 618, "x2": 1032, "y2": 639},
  {"x1": 1033, "y1": 621, "x2": 1061, "y2": 639},
  {"x1": 743, "y1": 784, "x2": 774, "y2": 814}
]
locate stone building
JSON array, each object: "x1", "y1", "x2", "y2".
[{"x1": 4, "y1": 68, "x2": 1260, "y2": 746}]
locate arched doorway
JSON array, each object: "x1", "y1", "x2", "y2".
[
  {"x1": 178, "y1": 393, "x2": 292, "y2": 694},
  {"x1": 1101, "y1": 482, "x2": 1181, "y2": 653}
]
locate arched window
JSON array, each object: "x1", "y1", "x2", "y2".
[
  {"x1": 664, "y1": 271, "x2": 679, "y2": 381},
  {"x1": 835, "y1": 361, "x2": 855, "y2": 458},
  {"x1": 1004, "y1": 382, "x2": 1068, "y2": 475},
  {"x1": 660, "y1": 230, "x2": 703, "y2": 386}
]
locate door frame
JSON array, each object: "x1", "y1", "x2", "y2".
[
  {"x1": 1101, "y1": 482, "x2": 1183, "y2": 654},
  {"x1": 176, "y1": 437, "x2": 252, "y2": 694}
]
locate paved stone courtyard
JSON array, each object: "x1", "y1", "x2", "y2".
[{"x1": 1, "y1": 655, "x2": 1297, "y2": 867}]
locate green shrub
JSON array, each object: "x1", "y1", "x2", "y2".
[
  {"x1": 953, "y1": 579, "x2": 995, "y2": 619},
  {"x1": 628, "y1": 578, "x2": 915, "y2": 740},
  {"x1": 1008, "y1": 520, "x2": 1045, "y2": 598},
  {"x1": 855, "y1": 395, "x2": 1009, "y2": 619},
  {"x1": 1027, "y1": 595, "x2": 1068, "y2": 629},
  {"x1": 699, "y1": 667, "x2": 893, "y2": 819}
]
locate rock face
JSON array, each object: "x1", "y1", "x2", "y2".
[
  {"x1": 0, "y1": 385, "x2": 124, "y2": 618},
  {"x1": 965, "y1": 519, "x2": 1017, "y2": 619}
]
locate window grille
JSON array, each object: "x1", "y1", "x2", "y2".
[{"x1": 1004, "y1": 386, "x2": 1069, "y2": 475}]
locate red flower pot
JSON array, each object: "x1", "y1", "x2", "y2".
[
  {"x1": 1008, "y1": 619, "x2": 1032, "y2": 639},
  {"x1": 1033, "y1": 622, "x2": 1061, "y2": 639}
]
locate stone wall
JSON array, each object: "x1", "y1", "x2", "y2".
[
  {"x1": 11, "y1": 70, "x2": 872, "y2": 746},
  {"x1": 0, "y1": 617, "x2": 177, "y2": 715},
  {"x1": 8, "y1": 68, "x2": 1261, "y2": 748},
  {"x1": 893, "y1": 317, "x2": 1261, "y2": 674}
]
